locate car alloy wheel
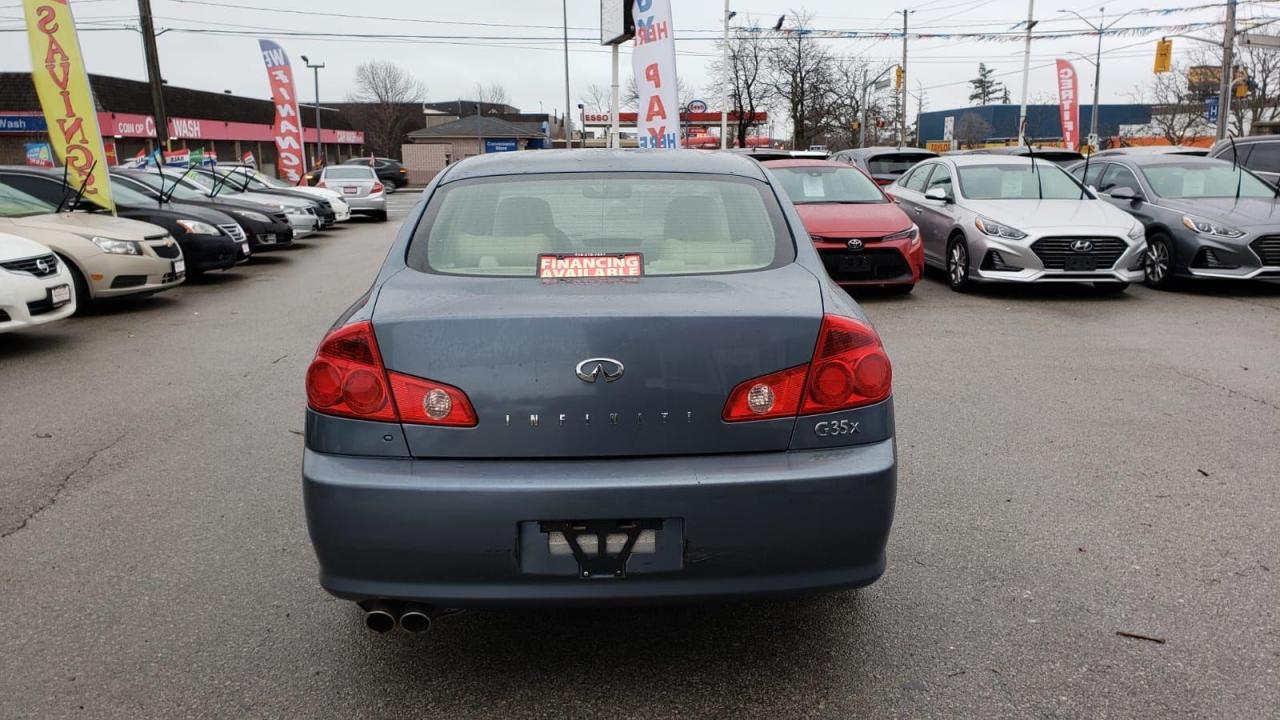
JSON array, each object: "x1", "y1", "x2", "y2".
[
  {"x1": 947, "y1": 239, "x2": 972, "y2": 292},
  {"x1": 1143, "y1": 236, "x2": 1175, "y2": 289}
]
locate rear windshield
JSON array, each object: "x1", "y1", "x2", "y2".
[
  {"x1": 958, "y1": 164, "x2": 1085, "y2": 199},
  {"x1": 770, "y1": 166, "x2": 886, "y2": 204},
  {"x1": 324, "y1": 167, "x2": 375, "y2": 180},
  {"x1": 1141, "y1": 162, "x2": 1274, "y2": 198},
  {"x1": 867, "y1": 153, "x2": 935, "y2": 175},
  {"x1": 407, "y1": 173, "x2": 792, "y2": 277}
]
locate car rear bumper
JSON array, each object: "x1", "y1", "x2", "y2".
[
  {"x1": 345, "y1": 193, "x2": 386, "y2": 213},
  {"x1": 303, "y1": 438, "x2": 897, "y2": 607}
]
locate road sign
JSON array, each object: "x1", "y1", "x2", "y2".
[
  {"x1": 943, "y1": 116, "x2": 955, "y2": 141},
  {"x1": 600, "y1": 0, "x2": 634, "y2": 45},
  {"x1": 1154, "y1": 39, "x2": 1173, "y2": 73},
  {"x1": 1240, "y1": 33, "x2": 1280, "y2": 50},
  {"x1": 1205, "y1": 95, "x2": 1219, "y2": 123}
]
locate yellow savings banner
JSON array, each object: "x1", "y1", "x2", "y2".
[{"x1": 23, "y1": 0, "x2": 114, "y2": 213}]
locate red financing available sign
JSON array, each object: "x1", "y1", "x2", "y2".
[
  {"x1": 538, "y1": 254, "x2": 643, "y2": 278},
  {"x1": 258, "y1": 39, "x2": 306, "y2": 183},
  {"x1": 1055, "y1": 59, "x2": 1079, "y2": 151}
]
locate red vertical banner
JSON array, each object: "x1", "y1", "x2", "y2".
[
  {"x1": 1055, "y1": 59, "x2": 1079, "y2": 151},
  {"x1": 258, "y1": 39, "x2": 306, "y2": 183}
]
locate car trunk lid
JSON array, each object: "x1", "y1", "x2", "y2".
[{"x1": 372, "y1": 265, "x2": 824, "y2": 458}]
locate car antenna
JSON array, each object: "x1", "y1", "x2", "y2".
[
  {"x1": 1078, "y1": 147, "x2": 1092, "y2": 200},
  {"x1": 1022, "y1": 119, "x2": 1042, "y2": 199},
  {"x1": 53, "y1": 160, "x2": 72, "y2": 213}
]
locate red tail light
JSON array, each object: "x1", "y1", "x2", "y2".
[
  {"x1": 722, "y1": 315, "x2": 891, "y2": 422},
  {"x1": 372, "y1": 181, "x2": 385, "y2": 193},
  {"x1": 306, "y1": 321, "x2": 478, "y2": 427},
  {"x1": 801, "y1": 315, "x2": 891, "y2": 414}
]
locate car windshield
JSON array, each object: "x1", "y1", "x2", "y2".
[
  {"x1": 126, "y1": 172, "x2": 207, "y2": 201},
  {"x1": 957, "y1": 163, "x2": 1085, "y2": 199},
  {"x1": 867, "y1": 153, "x2": 935, "y2": 176},
  {"x1": 0, "y1": 182, "x2": 57, "y2": 217},
  {"x1": 409, "y1": 173, "x2": 790, "y2": 277},
  {"x1": 324, "y1": 167, "x2": 375, "y2": 180},
  {"x1": 106, "y1": 179, "x2": 158, "y2": 207},
  {"x1": 207, "y1": 170, "x2": 249, "y2": 192},
  {"x1": 1140, "y1": 162, "x2": 1274, "y2": 198},
  {"x1": 770, "y1": 166, "x2": 885, "y2": 204}
]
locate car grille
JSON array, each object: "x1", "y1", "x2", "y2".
[
  {"x1": 1031, "y1": 237, "x2": 1128, "y2": 270},
  {"x1": 271, "y1": 212, "x2": 289, "y2": 224},
  {"x1": 149, "y1": 242, "x2": 181, "y2": 259},
  {"x1": 111, "y1": 275, "x2": 147, "y2": 289},
  {"x1": 218, "y1": 223, "x2": 246, "y2": 242},
  {"x1": 1251, "y1": 236, "x2": 1280, "y2": 266},
  {"x1": 1, "y1": 253, "x2": 58, "y2": 278},
  {"x1": 27, "y1": 296, "x2": 55, "y2": 316},
  {"x1": 818, "y1": 249, "x2": 911, "y2": 282}
]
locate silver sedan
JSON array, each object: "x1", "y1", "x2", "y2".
[{"x1": 889, "y1": 155, "x2": 1147, "y2": 292}]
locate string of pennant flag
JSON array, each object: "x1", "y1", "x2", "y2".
[{"x1": 742, "y1": 20, "x2": 1226, "y2": 43}]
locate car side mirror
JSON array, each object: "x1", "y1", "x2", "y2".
[
  {"x1": 924, "y1": 187, "x2": 951, "y2": 203},
  {"x1": 1107, "y1": 186, "x2": 1142, "y2": 202}
]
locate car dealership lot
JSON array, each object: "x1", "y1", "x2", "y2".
[{"x1": 1, "y1": 191, "x2": 1276, "y2": 718}]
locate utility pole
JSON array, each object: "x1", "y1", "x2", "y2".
[
  {"x1": 1216, "y1": 0, "x2": 1237, "y2": 139},
  {"x1": 137, "y1": 0, "x2": 169, "y2": 149},
  {"x1": 1060, "y1": 8, "x2": 1137, "y2": 149},
  {"x1": 899, "y1": 10, "x2": 911, "y2": 147},
  {"x1": 1017, "y1": 0, "x2": 1036, "y2": 146},
  {"x1": 720, "y1": 0, "x2": 731, "y2": 149},
  {"x1": 302, "y1": 56, "x2": 325, "y2": 166},
  {"x1": 562, "y1": 0, "x2": 574, "y2": 149}
]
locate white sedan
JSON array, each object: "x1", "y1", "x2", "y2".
[{"x1": 0, "y1": 231, "x2": 75, "y2": 333}]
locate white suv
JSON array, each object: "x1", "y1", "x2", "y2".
[{"x1": 0, "y1": 231, "x2": 75, "y2": 333}]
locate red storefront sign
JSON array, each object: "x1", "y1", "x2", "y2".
[{"x1": 96, "y1": 112, "x2": 363, "y2": 144}]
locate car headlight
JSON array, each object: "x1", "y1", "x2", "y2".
[
  {"x1": 1127, "y1": 223, "x2": 1146, "y2": 241},
  {"x1": 974, "y1": 216, "x2": 1027, "y2": 240},
  {"x1": 89, "y1": 236, "x2": 142, "y2": 256},
  {"x1": 230, "y1": 209, "x2": 270, "y2": 223},
  {"x1": 175, "y1": 219, "x2": 221, "y2": 236},
  {"x1": 884, "y1": 225, "x2": 921, "y2": 248},
  {"x1": 285, "y1": 206, "x2": 309, "y2": 216},
  {"x1": 1181, "y1": 214, "x2": 1245, "y2": 239}
]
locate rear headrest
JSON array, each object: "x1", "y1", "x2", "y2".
[{"x1": 495, "y1": 196, "x2": 557, "y2": 237}]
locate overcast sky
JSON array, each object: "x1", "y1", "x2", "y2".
[{"x1": 0, "y1": 0, "x2": 1244, "y2": 122}]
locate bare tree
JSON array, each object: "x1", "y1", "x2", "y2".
[
  {"x1": 473, "y1": 82, "x2": 510, "y2": 108},
  {"x1": 579, "y1": 83, "x2": 611, "y2": 112},
  {"x1": 711, "y1": 23, "x2": 769, "y2": 148},
  {"x1": 1187, "y1": 43, "x2": 1280, "y2": 136},
  {"x1": 764, "y1": 12, "x2": 835, "y2": 149},
  {"x1": 954, "y1": 112, "x2": 992, "y2": 148},
  {"x1": 346, "y1": 60, "x2": 427, "y2": 158},
  {"x1": 1130, "y1": 65, "x2": 1214, "y2": 145}
]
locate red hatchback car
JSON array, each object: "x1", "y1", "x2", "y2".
[{"x1": 764, "y1": 159, "x2": 923, "y2": 293}]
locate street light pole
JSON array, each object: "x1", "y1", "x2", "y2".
[
  {"x1": 1059, "y1": 8, "x2": 1138, "y2": 149},
  {"x1": 562, "y1": 0, "x2": 574, "y2": 149},
  {"x1": 137, "y1": 0, "x2": 169, "y2": 150},
  {"x1": 1217, "y1": 0, "x2": 1237, "y2": 139},
  {"x1": 302, "y1": 56, "x2": 325, "y2": 166}
]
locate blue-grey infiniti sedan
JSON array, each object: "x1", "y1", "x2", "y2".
[{"x1": 302, "y1": 150, "x2": 897, "y2": 633}]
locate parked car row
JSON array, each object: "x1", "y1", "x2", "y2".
[
  {"x1": 757, "y1": 146, "x2": 1280, "y2": 295},
  {"x1": 0, "y1": 165, "x2": 360, "y2": 335}
]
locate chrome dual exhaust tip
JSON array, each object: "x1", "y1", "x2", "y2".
[{"x1": 360, "y1": 600, "x2": 434, "y2": 634}]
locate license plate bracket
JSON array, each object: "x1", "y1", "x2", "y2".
[
  {"x1": 1064, "y1": 255, "x2": 1096, "y2": 272},
  {"x1": 519, "y1": 518, "x2": 683, "y2": 578},
  {"x1": 49, "y1": 284, "x2": 71, "y2": 307},
  {"x1": 838, "y1": 255, "x2": 871, "y2": 273}
]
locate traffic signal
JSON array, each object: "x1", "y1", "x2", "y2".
[
  {"x1": 851, "y1": 120, "x2": 861, "y2": 132},
  {"x1": 1236, "y1": 81, "x2": 1249, "y2": 98},
  {"x1": 894, "y1": 65, "x2": 904, "y2": 90},
  {"x1": 1154, "y1": 38, "x2": 1173, "y2": 73}
]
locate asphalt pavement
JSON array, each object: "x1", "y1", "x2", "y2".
[{"x1": 1, "y1": 191, "x2": 1277, "y2": 719}]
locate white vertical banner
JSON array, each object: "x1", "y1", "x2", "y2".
[{"x1": 632, "y1": 0, "x2": 680, "y2": 149}]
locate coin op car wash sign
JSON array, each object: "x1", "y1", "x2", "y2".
[
  {"x1": 632, "y1": 0, "x2": 680, "y2": 149},
  {"x1": 23, "y1": 0, "x2": 115, "y2": 213}
]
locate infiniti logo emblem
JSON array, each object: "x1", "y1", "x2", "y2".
[
  {"x1": 575, "y1": 358, "x2": 625, "y2": 383},
  {"x1": 1070, "y1": 239, "x2": 1094, "y2": 253}
]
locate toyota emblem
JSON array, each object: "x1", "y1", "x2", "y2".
[
  {"x1": 575, "y1": 358, "x2": 625, "y2": 383},
  {"x1": 1070, "y1": 239, "x2": 1094, "y2": 253},
  {"x1": 847, "y1": 238, "x2": 865, "y2": 251},
  {"x1": 35, "y1": 257, "x2": 49, "y2": 274}
]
